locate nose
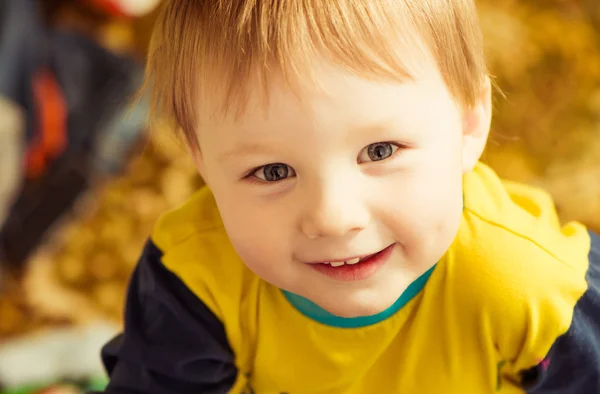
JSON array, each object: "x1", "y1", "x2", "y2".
[{"x1": 299, "y1": 176, "x2": 370, "y2": 239}]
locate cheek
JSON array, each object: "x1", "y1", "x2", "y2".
[
  {"x1": 376, "y1": 156, "x2": 464, "y2": 259},
  {"x1": 213, "y1": 192, "x2": 296, "y2": 282}
]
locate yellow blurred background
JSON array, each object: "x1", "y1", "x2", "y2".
[{"x1": 0, "y1": 0, "x2": 599, "y2": 391}]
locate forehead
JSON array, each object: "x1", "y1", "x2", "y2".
[
  {"x1": 195, "y1": 59, "x2": 459, "y2": 164},
  {"x1": 196, "y1": 42, "x2": 444, "y2": 131},
  {"x1": 197, "y1": 51, "x2": 449, "y2": 136}
]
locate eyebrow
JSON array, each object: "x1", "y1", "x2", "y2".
[{"x1": 218, "y1": 143, "x2": 275, "y2": 161}]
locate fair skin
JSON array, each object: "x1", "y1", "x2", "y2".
[{"x1": 192, "y1": 54, "x2": 492, "y2": 318}]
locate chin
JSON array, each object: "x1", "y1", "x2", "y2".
[{"x1": 317, "y1": 295, "x2": 395, "y2": 318}]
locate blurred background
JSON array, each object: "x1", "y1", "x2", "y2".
[{"x1": 0, "y1": 0, "x2": 599, "y2": 392}]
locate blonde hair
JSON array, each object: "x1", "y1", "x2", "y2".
[{"x1": 144, "y1": 0, "x2": 487, "y2": 149}]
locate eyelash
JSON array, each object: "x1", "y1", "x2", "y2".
[{"x1": 244, "y1": 141, "x2": 405, "y2": 184}]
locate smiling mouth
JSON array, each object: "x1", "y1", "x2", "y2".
[
  {"x1": 306, "y1": 243, "x2": 396, "y2": 281},
  {"x1": 305, "y1": 245, "x2": 393, "y2": 267},
  {"x1": 321, "y1": 253, "x2": 378, "y2": 267}
]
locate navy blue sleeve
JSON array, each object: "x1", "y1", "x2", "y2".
[
  {"x1": 523, "y1": 230, "x2": 600, "y2": 393},
  {"x1": 93, "y1": 240, "x2": 237, "y2": 394}
]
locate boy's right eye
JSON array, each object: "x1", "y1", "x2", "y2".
[{"x1": 251, "y1": 163, "x2": 296, "y2": 182}]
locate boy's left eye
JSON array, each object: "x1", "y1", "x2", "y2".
[
  {"x1": 251, "y1": 163, "x2": 296, "y2": 182},
  {"x1": 358, "y1": 142, "x2": 400, "y2": 163}
]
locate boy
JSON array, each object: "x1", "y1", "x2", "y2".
[{"x1": 96, "y1": 0, "x2": 600, "y2": 393}]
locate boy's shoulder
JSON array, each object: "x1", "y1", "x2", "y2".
[
  {"x1": 151, "y1": 186, "x2": 225, "y2": 251},
  {"x1": 448, "y1": 162, "x2": 592, "y2": 372},
  {"x1": 459, "y1": 162, "x2": 591, "y2": 279}
]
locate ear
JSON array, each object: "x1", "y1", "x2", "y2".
[{"x1": 461, "y1": 76, "x2": 492, "y2": 173}]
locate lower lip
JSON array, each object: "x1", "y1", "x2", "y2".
[{"x1": 309, "y1": 244, "x2": 396, "y2": 281}]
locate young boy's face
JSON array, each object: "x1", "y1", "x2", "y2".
[{"x1": 194, "y1": 56, "x2": 491, "y2": 318}]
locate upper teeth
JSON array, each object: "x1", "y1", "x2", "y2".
[{"x1": 327, "y1": 257, "x2": 361, "y2": 267}]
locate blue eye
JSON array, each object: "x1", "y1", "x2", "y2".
[
  {"x1": 253, "y1": 163, "x2": 296, "y2": 182},
  {"x1": 358, "y1": 142, "x2": 399, "y2": 163}
]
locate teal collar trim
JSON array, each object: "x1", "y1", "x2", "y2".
[{"x1": 282, "y1": 264, "x2": 437, "y2": 328}]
